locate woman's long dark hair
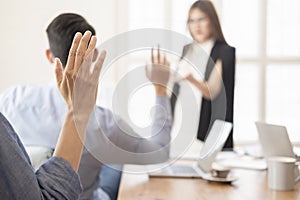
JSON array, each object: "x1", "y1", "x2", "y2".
[{"x1": 188, "y1": 0, "x2": 227, "y2": 44}]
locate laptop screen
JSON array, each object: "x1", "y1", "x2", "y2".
[{"x1": 255, "y1": 122, "x2": 294, "y2": 159}]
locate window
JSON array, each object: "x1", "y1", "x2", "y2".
[
  {"x1": 266, "y1": 64, "x2": 300, "y2": 141},
  {"x1": 222, "y1": 0, "x2": 261, "y2": 142},
  {"x1": 223, "y1": 0, "x2": 300, "y2": 142},
  {"x1": 116, "y1": 0, "x2": 300, "y2": 143},
  {"x1": 233, "y1": 64, "x2": 260, "y2": 141},
  {"x1": 267, "y1": 0, "x2": 300, "y2": 57},
  {"x1": 128, "y1": 0, "x2": 165, "y2": 30},
  {"x1": 222, "y1": 0, "x2": 260, "y2": 58}
]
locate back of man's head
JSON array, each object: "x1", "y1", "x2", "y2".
[{"x1": 46, "y1": 13, "x2": 96, "y2": 67}]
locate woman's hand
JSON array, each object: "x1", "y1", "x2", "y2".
[
  {"x1": 185, "y1": 73, "x2": 196, "y2": 83},
  {"x1": 184, "y1": 59, "x2": 223, "y2": 100},
  {"x1": 54, "y1": 31, "x2": 106, "y2": 121}
]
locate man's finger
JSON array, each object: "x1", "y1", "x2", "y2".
[
  {"x1": 92, "y1": 50, "x2": 106, "y2": 81},
  {"x1": 55, "y1": 58, "x2": 63, "y2": 86},
  {"x1": 80, "y1": 51, "x2": 94, "y2": 78},
  {"x1": 73, "y1": 31, "x2": 92, "y2": 78},
  {"x1": 65, "y1": 32, "x2": 82, "y2": 74},
  {"x1": 94, "y1": 84, "x2": 99, "y2": 103},
  {"x1": 80, "y1": 36, "x2": 97, "y2": 77},
  {"x1": 84, "y1": 35, "x2": 97, "y2": 59}
]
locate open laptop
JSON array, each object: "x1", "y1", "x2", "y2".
[
  {"x1": 149, "y1": 120, "x2": 232, "y2": 178},
  {"x1": 255, "y1": 122, "x2": 299, "y2": 160}
]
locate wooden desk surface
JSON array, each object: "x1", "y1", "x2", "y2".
[{"x1": 118, "y1": 165, "x2": 300, "y2": 200}]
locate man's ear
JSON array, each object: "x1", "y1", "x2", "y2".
[
  {"x1": 45, "y1": 49, "x2": 55, "y2": 64},
  {"x1": 92, "y1": 49, "x2": 99, "y2": 62}
]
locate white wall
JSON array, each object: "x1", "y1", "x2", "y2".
[{"x1": 0, "y1": 0, "x2": 116, "y2": 92}]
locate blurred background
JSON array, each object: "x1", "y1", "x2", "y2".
[{"x1": 0, "y1": 0, "x2": 300, "y2": 144}]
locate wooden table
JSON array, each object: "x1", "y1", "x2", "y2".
[{"x1": 118, "y1": 164, "x2": 300, "y2": 200}]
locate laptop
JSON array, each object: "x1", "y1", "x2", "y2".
[
  {"x1": 255, "y1": 122, "x2": 299, "y2": 160},
  {"x1": 149, "y1": 120, "x2": 232, "y2": 178}
]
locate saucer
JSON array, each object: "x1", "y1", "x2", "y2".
[{"x1": 202, "y1": 173, "x2": 238, "y2": 183}]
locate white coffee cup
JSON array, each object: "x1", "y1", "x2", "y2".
[
  {"x1": 211, "y1": 164, "x2": 231, "y2": 178},
  {"x1": 267, "y1": 156, "x2": 300, "y2": 190}
]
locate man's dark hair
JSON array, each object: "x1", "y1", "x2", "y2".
[{"x1": 46, "y1": 13, "x2": 96, "y2": 67}]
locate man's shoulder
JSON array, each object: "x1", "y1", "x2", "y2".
[
  {"x1": 0, "y1": 85, "x2": 25, "y2": 105},
  {"x1": 0, "y1": 83, "x2": 62, "y2": 112},
  {"x1": 2, "y1": 84, "x2": 53, "y2": 96},
  {"x1": 1, "y1": 84, "x2": 52, "y2": 100}
]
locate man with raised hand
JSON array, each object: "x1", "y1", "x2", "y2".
[
  {"x1": 0, "y1": 31, "x2": 106, "y2": 199},
  {"x1": 0, "y1": 13, "x2": 172, "y2": 200}
]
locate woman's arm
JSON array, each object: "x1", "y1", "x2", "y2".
[
  {"x1": 186, "y1": 59, "x2": 223, "y2": 100},
  {"x1": 52, "y1": 31, "x2": 106, "y2": 171}
]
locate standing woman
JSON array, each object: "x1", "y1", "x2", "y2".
[{"x1": 172, "y1": 0, "x2": 235, "y2": 149}]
